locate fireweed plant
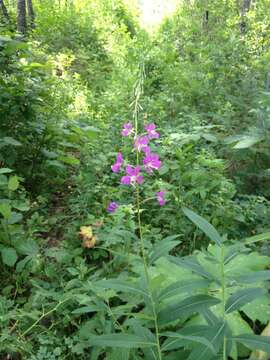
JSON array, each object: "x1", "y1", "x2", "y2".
[{"x1": 107, "y1": 64, "x2": 164, "y2": 359}]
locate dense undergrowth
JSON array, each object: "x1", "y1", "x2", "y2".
[{"x1": 1, "y1": 0, "x2": 270, "y2": 359}]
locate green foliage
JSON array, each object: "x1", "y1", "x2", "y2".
[{"x1": 1, "y1": 0, "x2": 270, "y2": 358}]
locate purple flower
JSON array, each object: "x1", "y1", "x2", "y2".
[
  {"x1": 145, "y1": 123, "x2": 160, "y2": 139},
  {"x1": 143, "y1": 153, "x2": 162, "y2": 174},
  {"x1": 121, "y1": 165, "x2": 144, "y2": 186},
  {"x1": 156, "y1": 191, "x2": 166, "y2": 206},
  {"x1": 107, "y1": 201, "x2": 118, "y2": 213},
  {"x1": 121, "y1": 123, "x2": 133, "y2": 137},
  {"x1": 111, "y1": 152, "x2": 123, "y2": 173},
  {"x1": 134, "y1": 136, "x2": 149, "y2": 153}
]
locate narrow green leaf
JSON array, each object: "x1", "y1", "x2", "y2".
[
  {"x1": 244, "y1": 232, "x2": 270, "y2": 245},
  {"x1": 187, "y1": 322, "x2": 226, "y2": 360},
  {"x1": 182, "y1": 207, "x2": 223, "y2": 246},
  {"x1": 233, "y1": 271, "x2": 270, "y2": 284},
  {"x1": 200, "y1": 308, "x2": 220, "y2": 326},
  {"x1": 224, "y1": 244, "x2": 247, "y2": 265},
  {"x1": 162, "y1": 325, "x2": 208, "y2": 351},
  {"x1": 225, "y1": 288, "x2": 266, "y2": 314},
  {"x1": 159, "y1": 279, "x2": 210, "y2": 301},
  {"x1": 233, "y1": 135, "x2": 262, "y2": 149},
  {"x1": 162, "y1": 332, "x2": 215, "y2": 353},
  {"x1": 72, "y1": 305, "x2": 103, "y2": 314},
  {"x1": 90, "y1": 334, "x2": 156, "y2": 348},
  {"x1": 0, "y1": 168, "x2": 13, "y2": 174},
  {"x1": 150, "y1": 237, "x2": 180, "y2": 264},
  {"x1": 158, "y1": 295, "x2": 220, "y2": 325},
  {"x1": 168, "y1": 255, "x2": 214, "y2": 280},
  {"x1": 232, "y1": 334, "x2": 270, "y2": 354},
  {"x1": 131, "y1": 321, "x2": 158, "y2": 360},
  {"x1": 95, "y1": 279, "x2": 149, "y2": 297}
]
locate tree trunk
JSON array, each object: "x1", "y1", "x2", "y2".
[
  {"x1": 242, "y1": 0, "x2": 252, "y2": 13},
  {"x1": 0, "y1": 0, "x2": 9, "y2": 21},
  {"x1": 240, "y1": 0, "x2": 252, "y2": 33},
  {"x1": 27, "y1": 0, "x2": 35, "y2": 29},
  {"x1": 17, "y1": 0, "x2": 27, "y2": 34}
]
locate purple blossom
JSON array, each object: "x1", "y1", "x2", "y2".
[
  {"x1": 143, "y1": 153, "x2": 162, "y2": 174},
  {"x1": 107, "y1": 201, "x2": 118, "y2": 213},
  {"x1": 145, "y1": 123, "x2": 160, "y2": 139},
  {"x1": 121, "y1": 165, "x2": 144, "y2": 186},
  {"x1": 111, "y1": 152, "x2": 123, "y2": 173},
  {"x1": 121, "y1": 122, "x2": 133, "y2": 137},
  {"x1": 156, "y1": 191, "x2": 166, "y2": 206},
  {"x1": 134, "y1": 136, "x2": 149, "y2": 153}
]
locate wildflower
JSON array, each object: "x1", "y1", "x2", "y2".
[
  {"x1": 79, "y1": 226, "x2": 93, "y2": 239},
  {"x1": 143, "y1": 153, "x2": 161, "y2": 174},
  {"x1": 111, "y1": 152, "x2": 123, "y2": 173},
  {"x1": 145, "y1": 123, "x2": 160, "y2": 139},
  {"x1": 107, "y1": 202, "x2": 118, "y2": 213},
  {"x1": 79, "y1": 226, "x2": 97, "y2": 248},
  {"x1": 156, "y1": 191, "x2": 166, "y2": 206},
  {"x1": 121, "y1": 165, "x2": 144, "y2": 186},
  {"x1": 82, "y1": 235, "x2": 97, "y2": 248},
  {"x1": 121, "y1": 122, "x2": 133, "y2": 137},
  {"x1": 134, "y1": 135, "x2": 149, "y2": 153}
]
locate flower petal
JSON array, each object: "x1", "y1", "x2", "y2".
[
  {"x1": 126, "y1": 165, "x2": 134, "y2": 176},
  {"x1": 136, "y1": 175, "x2": 144, "y2": 184},
  {"x1": 111, "y1": 163, "x2": 121, "y2": 173},
  {"x1": 121, "y1": 176, "x2": 131, "y2": 185}
]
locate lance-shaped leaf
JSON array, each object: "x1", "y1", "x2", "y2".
[
  {"x1": 162, "y1": 332, "x2": 215, "y2": 354},
  {"x1": 90, "y1": 333, "x2": 156, "y2": 348},
  {"x1": 244, "y1": 231, "x2": 270, "y2": 245},
  {"x1": 150, "y1": 236, "x2": 181, "y2": 264},
  {"x1": 187, "y1": 322, "x2": 226, "y2": 360},
  {"x1": 159, "y1": 279, "x2": 210, "y2": 302},
  {"x1": 95, "y1": 279, "x2": 149, "y2": 298},
  {"x1": 183, "y1": 207, "x2": 223, "y2": 246},
  {"x1": 225, "y1": 288, "x2": 266, "y2": 314},
  {"x1": 168, "y1": 255, "x2": 214, "y2": 280},
  {"x1": 232, "y1": 334, "x2": 270, "y2": 354},
  {"x1": 200, "y1": 308, "x2": 220, "y2": 326},
  {"x1": 158, "y1": 295, "x2": 220, "y2": 325},
  {"x1": 131, "y1": 321, "x2": 158, "y2": 360},
  {"x1": 233, "y1": 270, "x2": 270, "y2": 284}
]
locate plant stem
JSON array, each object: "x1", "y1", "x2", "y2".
[
  {"x1": 21, "y1": 298, "x2": 69, "y2": 337},
  {"x1": 221, "y1": 244, "x2": 227, "y2": 360},
  {"x1": 132, "y1": 62, "x2": 162, "y2": 360},
  {"x1": 136, "y1": 185, "x2": 162, "y2": 360}
]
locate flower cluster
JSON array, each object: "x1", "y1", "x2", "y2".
[{"x1": 107, "y1": 122, "x2": 166, "y2": 212}]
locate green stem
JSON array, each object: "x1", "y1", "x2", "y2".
[
  {"x1": 2, "y1": 219, "x2": 11, "y2": 244},
  {"x1": 132, "y1": 62, "x2": 162, "y2": 360},
  {"x1": 22, "y1": 298, "x2": 69, "y2": 337},
  {"x1": 221, "y1": 244, "x2": 227, "y2": 360},
  {"x1": 136, "y1": 185, "x2": 162, "y2": 360}
]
